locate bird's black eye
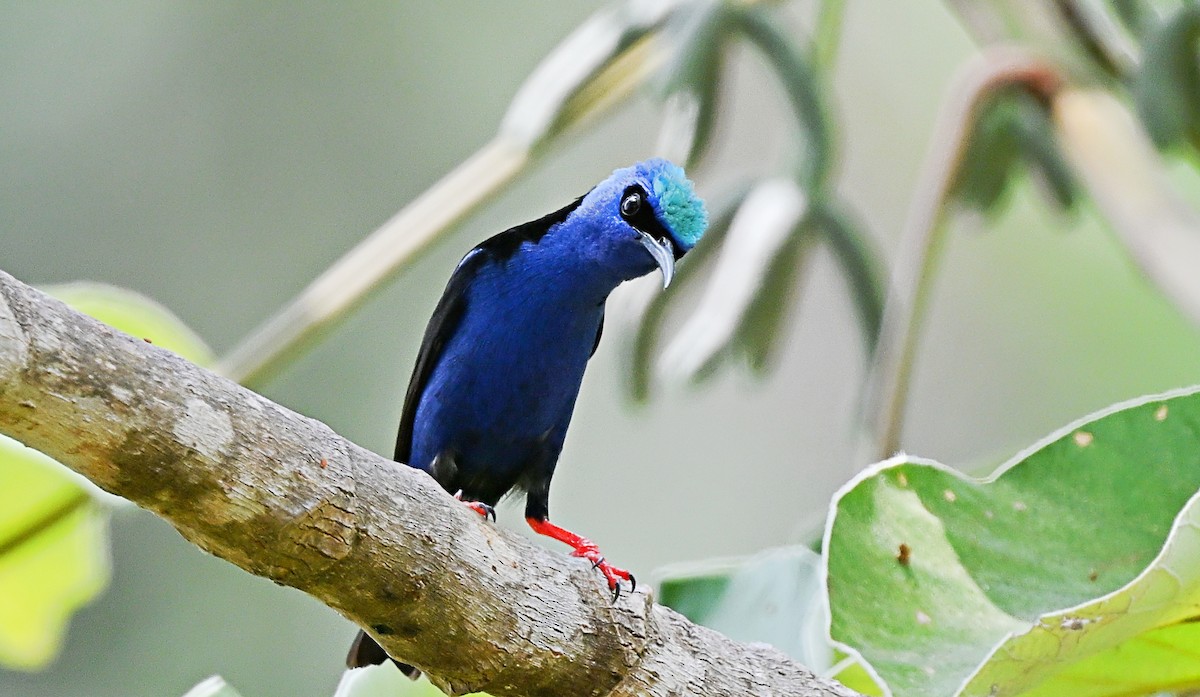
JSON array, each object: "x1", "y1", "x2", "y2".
[{"x1": 620, "y1": 191, "x2": 642, "y2": 218}]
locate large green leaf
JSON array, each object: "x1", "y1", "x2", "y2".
[
  {"x1": 826, "y1": 386, "x2": 1200, "y2": 696},
  {"x1": 0, "y1": 282, "x2": 212, "y2": 669}
]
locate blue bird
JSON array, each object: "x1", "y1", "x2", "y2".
[{"x1": 347, "y1": 158, "x2": 707, "y2": 674}]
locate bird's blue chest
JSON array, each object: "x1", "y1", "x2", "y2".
[{"x1": 409, "y1": 255, "x2": 603, "y2": 486}]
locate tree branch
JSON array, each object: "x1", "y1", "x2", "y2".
[{"x1": 0, "y1": 269, "x2": 858, "y2": 697}]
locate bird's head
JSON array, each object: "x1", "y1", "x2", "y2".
[{"x1": 575, "y1": 158, "x2": 708, "y2": 288}]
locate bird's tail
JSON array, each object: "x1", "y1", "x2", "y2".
[{"x1": 346, "y1": 630, "x2": 422, "y2": 680}]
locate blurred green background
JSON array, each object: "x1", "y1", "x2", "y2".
[{"x1": 4, "y1": 2, "x2": 1200, "y2": 696}]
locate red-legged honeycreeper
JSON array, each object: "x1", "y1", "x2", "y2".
[{"x1": 347, "y1": 158, "x2": 708, "y2": 675}]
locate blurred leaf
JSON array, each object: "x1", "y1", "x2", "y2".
[
  {"x1": 1132, "y1": 4, "x2": 1200, "y2": 150},
  {"x1": 812, "y1": 202, "x2": 885, "y2": 356},
  {"x1": 1013, "y1": 100, "x2": 1079, "y2": 212},
  {"x1": 1132, "y1": 4, "x2": 1200, "y2": 151},
  {"x1": 658, "y1": 178, "x2": 808, "y2": 384},
  {"x1": 182, "y1": 676, "x2": 245, "y2": 697},
  {"x1": 827, "y1": 386, "x2": 1200, "y2": 697},
  {"x1": 500, "y1": 4, "x2": 654, "y2": 148},
  {"x1": 656, "y1": 0, "x2": 730, "y2": 167},
  {"x1": 657, "y1": 546, "x2": 832, "y2": 671},
  {"x1": 659, "y1": 0, "x2": 727, "y2": 93},
  {"x1": 1109, "y1": 0, "x2": 1154, "y2": 41},
  {"x1": 735, "y1": 231, "x2": 814, "y2": 373},
  {"x1": 946, "y1": 2, "x2": 1129, "y2": 82},
  {"x1": 950, "y1": 88, "x2": 1077, "y2": 215},
  {"x1": 334, "y1": 665, "x2": 461, "y2": 697},
  {"x1": 952, "y1": 95, "x2": 1022, "y2": 212},
  {"x1": 812, "y1": 0, "x2": 847, "y2": 70},
  {"x1": 656, "y1": 557, "x2": 739, "y2": 625},
  {"x1": 733, "y1": 6, "x2": 832, "y2": 189},
  {"x1": 0, "y1": 436, "x2": 108, "y2": 670},
  {"x1": 43, "y1": 282, "x2": 214, "y2": 366},
  {"x1": 625, "y1": 185, "x2": 746, "y2": 401}
]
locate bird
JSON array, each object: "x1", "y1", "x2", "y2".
[{"x1": 346, "y1": 158, "x2": 708, "y2": 676}]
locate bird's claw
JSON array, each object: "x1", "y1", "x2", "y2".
[
  {"x1": 572, "y1": 546, "x2": 634, "y2": 601},
  {"x1": 454, "y1": 491, "x2": 496, "y2": 522}
]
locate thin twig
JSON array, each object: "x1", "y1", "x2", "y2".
[{"x1": 860, "y1": 48, "x2": 1061, "y2": 463}]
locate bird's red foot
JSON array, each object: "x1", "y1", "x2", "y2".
[
  {"x1": 526, "y1": 517, "x2": 636, "y2": 600},
  {"x1": 454, "y1": 490, "x2": 496, "y2": 521}
]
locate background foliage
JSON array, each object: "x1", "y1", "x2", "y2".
[{"x1": 4, "y1": 2, "x2": 1200, "y2": 696}]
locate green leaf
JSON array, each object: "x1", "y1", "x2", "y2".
[
  {"x1": 656, "y1": 556, "x2": 739, "y2": 625},
  {"x1": 733, "y1": 6, "x2": 832, "y2": 189},
  {"x1": 0, "y1": 436, "x2": 108, "y2": 669},
  {"x1": 833, "y1": 657, "x2": 887, "y2": 697},
  {"x1": 657, "y1": 546, "x2": 833, "y2": 673},
  {"x1": 656, "y1": 0, "x2": 730, "y2": 167},
  {"x1": 1012, "y1": 99, "x2": 1078, "y2": 212},
  {"x1": 826, "y1": 386, "x2": 1200, "y2": 697},
  {"x1": 952, "y1": 92, "x2": 1022, "y2": 213},
  {"x1": 43, "y1": 282, "x2": 214, "y2": 366},
  {"x1": 735, "y1": 230, "x2": 814, "y2": 374},
  {"x1": 1132, "y1": 5, "x2": 1200, "y2": 151},
  {"x1": 951, "y1": 88, "x2": 1077, "y2": 215},
  {"x1": 811, "y1": 201, "x2": 884, "y2": 356}
]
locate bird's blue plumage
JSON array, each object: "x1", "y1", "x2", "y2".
[
  {"x1": 399, "y1": 158, "x2": 707, "y2": 517},
  {"x1": 347, "y1": 157, "x2": 706, "y2": 673}
]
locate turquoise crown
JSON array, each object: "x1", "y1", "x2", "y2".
[{"x1": 634, "y1": 158, "x2": 708, "y2": 250}]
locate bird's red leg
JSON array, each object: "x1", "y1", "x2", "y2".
[
  {"x1": 526, "y1": 517, "x2": 635, "y2": 599},
  {"x1": 454, "y1": 490, "x2": 495, "y2": 521}
]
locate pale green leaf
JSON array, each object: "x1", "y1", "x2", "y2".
[
  {"x1": 43, "y1": 282, "x2": 213, "y2": 366},
  {"x1": 0, "y1": 282, "x2": 209, "y2": 669},
  {"x1": 0, "y1": 436, "x2": 108, "y2": 669},
  {"x1": 826, "y1": 386, "x2": 1200, "y2": 697}
]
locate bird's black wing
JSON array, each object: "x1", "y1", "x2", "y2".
[
  {"x1": 393, "y1": 193, "x2": 588, "y2": 464},
  {"x1": 392, "y1": 258, "x2": 474, "y2": 465}
]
